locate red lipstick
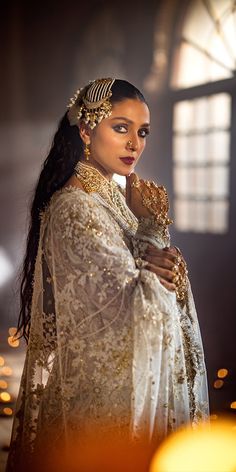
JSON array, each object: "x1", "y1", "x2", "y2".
[{"x1": 119, "y1": 157, "x2": 135, "y2": 165}]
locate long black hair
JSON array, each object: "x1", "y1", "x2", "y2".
[{"x1": 18, "y1": 79, "x2": 147, "y2": 341}]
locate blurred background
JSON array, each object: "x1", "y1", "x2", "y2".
[{"x1": 0, "y1": 0, "x2": 236, "y2": 469}]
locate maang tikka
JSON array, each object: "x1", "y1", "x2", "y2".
[{"x1": 67, "y1": 78, "x2": 115, "y2": 129}]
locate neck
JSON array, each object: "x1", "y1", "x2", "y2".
[{"x1": 80, "y1": 158, "x2": 113, "y2": 181}]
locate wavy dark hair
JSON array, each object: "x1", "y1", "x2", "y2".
[{"x1": 18, "y1": 79, "x2": 147, "y2": 341}]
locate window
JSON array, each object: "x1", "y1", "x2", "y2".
[
  {"x1": 171, "y1": 0, "x2": 235, "y2": 233},
  {"x1": 171, "y1": 0, "x2": 236, "y2": 89},
  {"x1": 173, "y1": 93, "x2": 231, "y2": 233}
]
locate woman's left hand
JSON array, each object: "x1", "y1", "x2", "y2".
[
  {"x1": 144, "y1": 245, "x2": 188, "y2": 302},
  {"x1": 142, "y1": 245, "x2": 179, "y2": 291}
]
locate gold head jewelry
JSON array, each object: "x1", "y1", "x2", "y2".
[
  {"x1": 67, "y1": 78, "x2": 115, "y2": 129},
  {"x1": 127, "y1": 140, "x2": 133, "y2": 149}
]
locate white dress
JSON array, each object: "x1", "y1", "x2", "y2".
[{"x1": 7, "y1": 168, "x2": 209, "y2": 470}]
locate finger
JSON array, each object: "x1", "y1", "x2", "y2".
[
  {"x1": 145, "y1": 262, "x2": 175, "y2": 283},
  {"x1": 163, "y1": 246, "x2": 178, "y2": 256},
  {"x1": 126, "y1": 172, "x2": 138, "y2": 207},
  {"x1": 144, "y1": 254, "x2": 174, "y2": 270},
  {"x1": 146, "y1": 247, "x2": 177, "y2": 263},
  {"x1": 125, "y1": 174, "x2": 132, "y2": 207},
  {"x1": 159, "y1": 278, "x2": 176, "y2": 292}
]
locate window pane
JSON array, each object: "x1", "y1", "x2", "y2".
[
  {"x1": 174, "y1": 199, "x2": 190, "y2": 231},
  {"x1": 173, "y1": 101, "x2": 193, "y2": 132},
  {"x1": 174, "y1": 199, "x2": 229, "y2": 233},
  {"x1": 208, "y1": 131, "x2": 230, "y2": 163},
  {"x1": 173, "y1": 168, "x2": 190, "y2": 196},
  {"x1": 194, "y1": 167, "x2": 208, "y2": 197},
  {"x1": 191, "y1": 135, "x2": 207, "y2": 163},
  {"x1": 208, "y1": 93, "x2": 231, "y2": 128},
  {"x1": 192, "y1": 98, "x2": 209, "y2": 131},
  {"x1": 208, "y1": 200, "x2": 229, "y2": 233},
  {"x1": 173, "y1": 136, "x2": 189, "y2": 163},
  {"x1": 171, "y1": 1, "x2": 235, "y2": 89},
  {"x1": 194, "y1": 200, "x2": 208, "y2": 232},
  {"x1": 171, "y1": 42, "x2": 232, "y2": 89},
  {"x1": 208, "y1": 166, "x2": 229, "y2": 197}
]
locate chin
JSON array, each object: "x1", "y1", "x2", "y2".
[{"x1": 116, "y1": 168, "x2": 135, "y2": 176}]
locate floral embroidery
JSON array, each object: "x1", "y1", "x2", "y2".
[{"x1": 6, "y1": 186, "x2": 208, "y2": 471}]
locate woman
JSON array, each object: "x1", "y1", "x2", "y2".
[{"x1": 7, "y1": 78, "x2": 208, "y2": 470}]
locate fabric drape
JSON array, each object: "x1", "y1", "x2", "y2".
[{"x1": 7, "y1": 185, "x2": 209, "y2": 470}]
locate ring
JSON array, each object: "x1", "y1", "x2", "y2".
[
  {"x1": 130, "y1": 177, "x2": 141, "y2": 188},
  {"x1": 175, "y1": 256, "x2": 182, "y2": 264},
  {"x1": 173, "y1": 274, "x2": 180, "y2": 283}
]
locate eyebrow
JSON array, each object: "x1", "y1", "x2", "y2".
[{"x1": 111, "y1": 116, "x2": 150, "y2": 127}]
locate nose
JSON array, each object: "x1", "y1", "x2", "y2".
[{"x1": 126, "y1": 135, "x2": 139, "y2": 153}]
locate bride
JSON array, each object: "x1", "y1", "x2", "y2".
[{"x1": 7, "y1": 78, "x2": 208, "y2": 470}]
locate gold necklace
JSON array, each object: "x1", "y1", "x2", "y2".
[{"x1": 74, "y1": 161, "x2": 138, "y2": 231}]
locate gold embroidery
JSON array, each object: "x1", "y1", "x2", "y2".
[{"x1": 74, "y1": 161, "x2": 138, "y2": 232}]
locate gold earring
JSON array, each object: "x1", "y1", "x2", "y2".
[{"x1": 84, "y1": 143, "x2": 90, "y2": 161}]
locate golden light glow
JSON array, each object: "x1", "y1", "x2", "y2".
[
  {"x1": 0, "y1": 356, "x2": 4, "y2": 367},
  {"x1": 0, "y1": 380, "x2": 8, "y2": 389},
  {"x1": 213, "y1": 379, "x2": 224, "y2": 389},
  {"x1": 230, "y1": 401, "x2": 236, "y2": 409},
  {"x1": 8, "y1": 327, "x2": 17, "y2": 336},
  {"x1": 3, "y1": 407, "x2": 12, "y2": 416},
  {"x1": 8, "y1": 336, "x2": 20, "y2": 348},
  {"x1": 210, "y1": 414, "x2": 218, "y2": 421},
  {"x1": 150, "y1": 420, "x2": 236, "y2": 472},
  {"x1": 217, "y1": 368, "x2": 228, "y2": 378},
  {"x1": 1, "y1": 366, "x2": 12, "y2": 376},
  {"x1": 0, "y1": 392, "x2": 11, "y2": 402}
]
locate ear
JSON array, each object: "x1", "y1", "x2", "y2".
[{"x1": 78, "y1": 121, "x2": 92, "y2": 145}]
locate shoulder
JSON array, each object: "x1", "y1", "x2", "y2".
[
  {"x1": 45, "y1": 186, "x2": 112, "y2": 236},
  {"x1": 50, "y1": 186, "x2": 101, "y2": 218}
]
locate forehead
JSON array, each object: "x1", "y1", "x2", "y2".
[{"x1": 110, "y1": 99, "x2": 150, "y2": 124}]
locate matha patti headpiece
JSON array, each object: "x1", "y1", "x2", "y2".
[{"x1": 67, "y1": 78, "x2": 115, "y2": 129}]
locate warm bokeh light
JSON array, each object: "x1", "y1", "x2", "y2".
[
  {"x1": 8, "y1": 335, "x2": 20, "y2": 348},
  {"x1": 3, "y1": 407, "x2": 13, "y2": 416},
  {"x1": 8, "y1": 326, "x2": 17, "y2": 336},
  {"x1": 230, "y1": 401, "x2": 236, "y2": 409},
  {"x1": 213, "y1": 379, "x2": 224, "y2": 389},
  {"x1": 0, "y1": 380, "x2": 8, "y2": 389},
  {"x1": 217, "y1": 368, "x2": 228, "y2": 379},
  {"x1": 150, "y1": 420, "x2": 236, "y2": 472},
  {"x1": 0, "y1": 392, "x2": 11, "y2": 402},
  {"x1": 1, "y1": 366, "x2": 13, "y2": 376},
  {"x1": 210, "y1": 414, "x2": 218, "y2": 421},
  {"x1": 0, "y1": 356, "x2": 5, "y2": 367}
]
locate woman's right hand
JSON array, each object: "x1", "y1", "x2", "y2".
[
  {"x1": 126, "y1": 173, "x2": 152, "y2": 219},
  {"x1": 126, "y1": 173, "x2": 176, "y2": 291}
]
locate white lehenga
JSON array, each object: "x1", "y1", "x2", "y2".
[{"x1": 7, "y1": 169, "x2": 209, "y2": 470}]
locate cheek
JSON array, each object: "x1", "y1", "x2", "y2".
[
  {"x1": 98, "y1": 130, "x2": 119, "y2": 148},
  {"x1": 139, "y1": 140, "x2": 146, "y2": 154}
]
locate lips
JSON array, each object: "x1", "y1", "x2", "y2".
[{"x1": 119, "y1": 157, "x2": 135, "y2": 165}]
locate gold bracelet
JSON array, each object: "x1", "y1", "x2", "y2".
[{"x1": 173, "y1": 247, "x2": 188, "y2": 304}]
